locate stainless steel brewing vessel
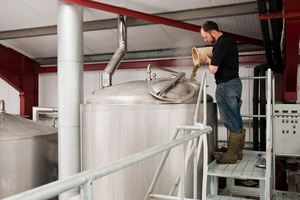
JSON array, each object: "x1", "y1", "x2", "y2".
[
  {"x1": 81, "y1": 80, "x2": 217, "y2": 199},
  {"x1": 0, "y1": 103, "x2": 58, "y2": 199}
]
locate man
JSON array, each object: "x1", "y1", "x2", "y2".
[{"x1": 200, "y1": 21, "x2": 245, "y2": 164}]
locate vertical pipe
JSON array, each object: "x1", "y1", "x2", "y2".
[
  {"x1": 203, "y1": 73, "x2": 207, "y2": 126},
  {"x1": 269, "y1": 0, "x2": 283, "y2": 72},
  {"x1": 253, "y1": 66, "x2": 259, "y2": 150},
  {"x1": 201, "y1": 134, "x2": 208, "y2": 200},
  {"x1": 181, "y1": 138, "x2": 185, "y2": 200},
  {"x1": 193, "y1": 146, "x2": 197, "y2": 199},
  {"x1": 265, "y1": 69, "x2": 272, "y2": 199},
  {"x1": 257, "y1": 0, "x2": 274, "y2": 68},
  {"x1": 57, "y1": 1, "x2": 83, "y2": 199},
  {"x1": 260, "y1": 65, "x2": 266, "y2": 151}
]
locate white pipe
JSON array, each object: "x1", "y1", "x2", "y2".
[
  {"x1": 57, "y1": 1, "x2": 83, "y2": 200},
  {"x1": 32, "y1": 107, "x2": 58, "y2": 121}
]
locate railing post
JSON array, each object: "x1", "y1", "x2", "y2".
[
  {"x1": 265, "y1": 68, "x2": 272, "y2": 199},
  {"x1": 203, "y1": 72, "x2": 207, "y2": 126},
  {"x1": 81, "y1": 178, "x2": 93, "y2": 200},
  {"x1": 144, "y1": 128, "x2": 181, "y2": 200},
  {"x1": 180, "y1": 133, "x2": 186, "y2": 200},
  {"x1": 201, "y1": 133, "x2": 208, "y2": 200},
  {"x1": 193, "y1": 144, "x2": 197, "y2": 199}
]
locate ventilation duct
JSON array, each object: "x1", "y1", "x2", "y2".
[
  {"x1": 101, "y1": 15, "x2": 127, "y2": 88},
  {"x1": 257, "y1": 0, "x2": 284, "y2": 72}
]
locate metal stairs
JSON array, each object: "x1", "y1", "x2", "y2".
[{"x1": 203, "y1": 69, "x2": 273, "y2": 200}]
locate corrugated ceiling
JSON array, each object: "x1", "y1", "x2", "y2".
[{"x1": 0, "y1": 0, "x2": 263, "y2": 65}]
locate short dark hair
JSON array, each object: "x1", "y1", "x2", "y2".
[{"x1": 202, "y1": 21, "x2": 219, "y2": 32}]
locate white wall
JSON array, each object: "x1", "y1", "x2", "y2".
[{"x1": 0, "y1": 78, "x2": 20, "y2": 114}]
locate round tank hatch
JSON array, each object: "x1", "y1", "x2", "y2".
[{"x1": 148, "y1": 77, "x2": 196, "y2": 102}]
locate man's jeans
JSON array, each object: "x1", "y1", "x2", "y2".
[{"x1": 216, "y1": 78, "x2": 243, "y2": 133}]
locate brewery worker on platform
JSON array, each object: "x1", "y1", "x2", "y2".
[{"x1": 200, "y1": 21, "x2": 245, "y2": 164}]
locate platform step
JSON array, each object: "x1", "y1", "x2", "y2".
[
  {"x1": 273, "y1": 192, "x2": 300, "y2": 199},
  {"x1": 207, "y1": 194, "x2": 256, "y2": 200},
  {"x1": 207, "y1": 150, "x2": 266, "y2": 180}
]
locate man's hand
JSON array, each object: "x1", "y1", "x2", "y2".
[
  {"x1": 205, "y1": 55, "x2": 211, "y2": 65},
  {"x1": 208, "y1": 64, "x2": 218, "y2": 74}
]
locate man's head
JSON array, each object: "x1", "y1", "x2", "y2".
[{"x1": 200, "y1": 21, "x2": 221, "y2": 44}]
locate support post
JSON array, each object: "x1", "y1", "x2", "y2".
[{"x1": 57, "y1": 1, "x2": 83, "y2": 199}]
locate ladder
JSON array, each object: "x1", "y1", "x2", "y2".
[{"x1": 204, "y1": 68, "x2": 273, "y2": 200}]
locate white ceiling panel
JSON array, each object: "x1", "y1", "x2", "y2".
[
  {"x1": 0, "y1": 0, "x2": 56, "y2": 31},
  {"x1": 21, "y1": 0, "x2": 57, "y2": 25},
  {"x1": 3, "y1": 35, "x2": 57, "y2": 58},
  {"x1": 216, "y1": 14, "x2": 262, "y2": 40},
  {"x1": 84, "y1": 29, "x2": 118, "y2": 54},
  {"x1": 0, "y1": 0, "x2": 266, "y2": 64},
  {"x1": 127, "y1": 24, "x2": 177, "y2": 51},
  {"x1": 160, "y1": 21, "x2": 208, "y2": 49},
  {"x1": 84, "y1": 7, "x2": 117, "y2": 21}
]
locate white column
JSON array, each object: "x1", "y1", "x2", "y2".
[{"x1": 57, "y1": 1, "x2": 83, "y2": 199}]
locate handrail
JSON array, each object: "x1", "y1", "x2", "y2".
[
  {"x1": 194, "y1": 72, "x2": 207, "y2": 125},
  {"x1": 265, "y1": 68, "x2": 272, "y2": 199},
  {"x1": 238, "y1": 69, "x2": 273, "y2": 199},
  {"x1": 3, "y1": 126, "x2": 212, "y2": 200},
  {"x1": 146, "y1": 72, "x2": 209, "y2": 200}
]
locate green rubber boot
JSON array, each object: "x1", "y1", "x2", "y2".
[
  {"x1": 219, "y1": 129, "x2": 246, "y2": 160},
  {"x1": 213, "y1": 131, "x2": 243, "y2": 164},
  {"x1": 237, "y1": 129, "x2": 246, "y2": 160}
]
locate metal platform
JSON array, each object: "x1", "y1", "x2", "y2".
[
  {"x1": 273, "y1": 196, "x2": 300, "y2": 200},
  {"x1": 207, "y1": 150, "x2": 265, "y2": 180},
  {"x1": 206, "y1": 150, "x2": 266, "y2": 200},
  {"x1": 207, "y1": 194, "x2": 256, "y2": 200}
]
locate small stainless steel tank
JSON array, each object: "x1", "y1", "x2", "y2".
[
  {"x1": 0, "y1": 100, "x2": 58, "y2": 199},
  {"x1": 81, "y1": 77, "x2": 217, "y2": 199}
]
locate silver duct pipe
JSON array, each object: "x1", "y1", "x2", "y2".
[
  {"x1": 57, "y1": 1, "x2": 83, "y2": 200},
  {"x1": 101, "y1": 15, "x2": 127, "y2": 88}
]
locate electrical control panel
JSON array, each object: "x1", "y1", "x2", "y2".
[{"x1": 273, "y1": 104, "x2": 300, "y2": 157}]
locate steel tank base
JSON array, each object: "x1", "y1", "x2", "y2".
[
  {"x1": 0, "y1": 111, "x2": 58, "y2": 199},
  {"x1": 81, "y1": 102, "x2": 217, "y2": 199}
]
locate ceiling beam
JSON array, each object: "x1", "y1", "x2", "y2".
[
  {"x1": 37, "y1": 44, "x2": 264, "y2": 66},
  {"x1": 0, "y1": 2, "x2": 258, "y2": 40},
  {"x1": 36, "y1": 54, "x2": 269, "y2": 74}
]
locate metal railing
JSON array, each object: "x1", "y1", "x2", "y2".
[
  {"x1": 236, "y1": 69, "x2": 273, "y2": 199},
  {"x1": 3, "y1": 126, "x2": 212, "y2": 200},
  {"x1": 4, "y1": 72, "x2": 211, "y2": 200},
  {"x1": 145, "y1": 72, "x2": 209, "y2": 200}
]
